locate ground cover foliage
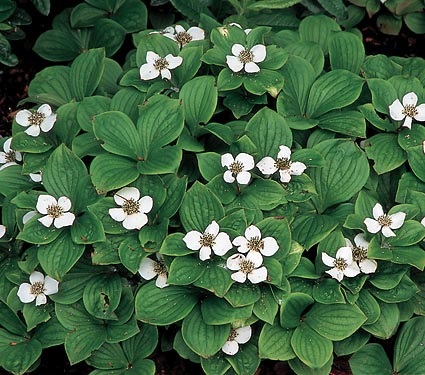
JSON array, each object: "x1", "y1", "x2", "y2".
[{"x1": 1, "y1": 1, "x2": 425, "y2": 374}]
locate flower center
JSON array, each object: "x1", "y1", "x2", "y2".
[
  {"x1": 47, "y1": 204, "x2": 64, "y2": 218},
  {"x1": 274, "y1": 157, "x2": 291, "y2": 170},
  {"x1": 153, "y1": 260, "x2": 167, "y2": 276},
  {"x1": 247, "y1": 236, "x2": 264, "y2": 252},
  {"x1": 333, "y1": 257, "x2": 347, "y2": 271},
  {"x1": 229, "y1": 161, "x2": 244, "y2": 174},
  {"x1": 122, "y1": 198, "x2": 140, "y2": 215},
  {"x1": 238, "y1": 49, "x2": 253, "y2": 64},
  {"x1": 377, "y1": 214, "x2": 392, "y2": 227},
  {"x1": 239, "y1": 259, "x2": 255, "y2": 274},
  {"x1": 352, "y1": 246, "x2": 368, "y2": 262},
  {"x1": 5, "y1": 150, "x2": 16, "y2": 163},
  {"x1": 402, "y1": 105, "x2": 418, "y2": 118},
  {"x1": 28, "y1": 112, "x2": 45, "y2": 126},
  {"x1": 199, "y1": 233, "x2": 215, "y2": 247},
  {"x1": 30, "y1": 281, "x2": 45, "y2": 296},
  {"x1": 228, "y1": 328, "x2": 238, "y2": 341},
  {"x1": 175, "y1": 31, "x2": 192, "y2": 46},
  {"x1": 154, "y1": 57, "x2": 169, "y2": 71}
]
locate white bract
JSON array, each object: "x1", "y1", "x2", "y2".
[
  {"x1": 364, "y1": 203, "x2": 406, "y2": 237},
  {"x1": 389, "y1": 92, "x2": 425, "y2": 129},
  {"x1": 109, "y1": 187, "x2": 153, "y2": 230},
  {"x1": 163, "y1": 24, "x2": 204, "y2": 47},
  {"x1": 15, "y1": 104, "x2": 57, "y2": 137},
  {"x1": 345, "y1": 234, "x2": 377, "y2": 274},
  {"x1": 138, "y1": 254, "x2": 168, "y2": 288},
  {"x1": 233, "y1": 225, "x2": 279, "y2": 265},
  {"x1": 139, "y1": 51, "x2": 182, "y2": 80},
  {"x1": 183, "y1": 220, "x2": 232, "y2": 261},
  {"x1": 256, "y1": 145, "x2": 306, "y2": 183},
  {"x1": 322, "y1": 247, "x2": 360, "y2": 282},
  {"x1": 36, "y1": 195, "x2": 75, "y2": 228},
  {"x1": 0, "y1": 224, "x2": 6, "y2": 238},
  {"x1": 0, "y1": 138, "x2": 22, "y2": 171},
  {"x1": 226, "y1": 252, "x2": 267, "y2": 284},
  {"x1": 29, "y1": 172, "x2": 42, "y2": 183},
  {"x1": 222, "y1": 326, "x2": 252, "y2": 355},
  {"x1": 228, "y1": 22, "x2": 252, "y2": 34},
  {"x1": 221, "y1": 153, "x2": 255, "y2": 185},
  {"x1": 17, "y1": 271, "x2": 59, "y2": 306},
  {"x1": 226, "y1": 43, "x2": 266, "y2": 73}
]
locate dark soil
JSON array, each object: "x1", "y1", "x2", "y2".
[{"x1": 0, "y1": 1, "x2": 423, "y2": 374}]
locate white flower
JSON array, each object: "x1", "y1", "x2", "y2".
[
  {"x1": 29, "y1": 172, "x2": 42, "y2": 183},
  {"x1": 15, "y1": 104, "x2": 57, "y2": 137},
  {"x1": 389, "y1": 92, "x2": 425, "y2": 129},
  {"x1": 226, "y1": 43, "x2": 266, "y2": 73},
  {"x1": 233, "y1": 225, "x2": 279, "y2": 265},
  {"x1": 163, "y1": 24, "x2": 205, "y2": 47},
  {"x1": 0, "y1": 138, "x2": 22, "y2": 171},
  {"x1": 380, "y1": 0, "x2": 387, "y2": 3},
  {"x1": 256, "y1": 145, "x2": 306, "y2": 183},
  {"x1": 139, "y1": 51, "x2": 183, "y2": 80},
  {"x1": 421, "y1": 217, "x2": 425, "y2": 227},
  {"x1": 23, "y1": 210, "x2": 37, "y2": 225},
  {"x1": 0, "y1": 224, "x2": 6, "y2": 238},
  {"x1": 109, "y1": 187, "x2": 153, "y2": 230},
  {"x1": 17, "y1": 271, "x2": 59, "y2": 306},
  {"x1": 36, "y1": 195, "x2": 75, "y2": 228},
  {"x1": 222, "y1": 325, "x2": 252, "y2": 355},
  {"x1": 226, "y1": 252, "x2": 267, "y2": 284},
  {"x1": 364, "y1": 203, "x2": 406, "y2": 237},
  {"x1": 138, "y1": 254, "x2": 168, "y2": 288},
  {"x1": 228, "y1": 22, "x2": 252, "y2": 34},
  {"x1": 322, "y1": 247, "x2": 360, "y2": 282},
  {"x1": 221, "y1": 153, "x2": 255, "y2": 185},
  {"x1": 183, "y1": 220, "x2": 232, "y2": 261},
  {"x1": 345, "y1": 234, "x2": 377, "y2": 274}
]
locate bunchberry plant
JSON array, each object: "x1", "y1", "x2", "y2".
[{"x1": 1, "y1": 1, "x2": 425, "y2": 375}]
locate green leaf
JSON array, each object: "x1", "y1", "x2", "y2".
[
  {"x1": 362, "y1": 301, "x2": 399, "y2": 339},
  {"x1": 113, "y1": 0, "x2": 147, "y2": 33},
  {"x1": 225, "y1": 283, "x2": 261, "y2": 307},
  {"x1": 391, "y1": 246, "x2": 425, "y2": 270},
  {"x1": 299, "y1": 15, "x2": 341, "y2": 54},
  {"x1": 291, "y1": 323, "x2": 333, "y2": 368},
  {"x1": 90, "y1": 18, "x2": 126, "y2": 57},
  {"x1": 17, "y1": 217, "x2": 62, "y2": 245},
  {"x1": 33, "y1": 30, "x2": 82, "y2": 62},
  {"x1": 349, "y1": 343, "x2": 393, "y2": 375},
  {"x1": 22, "y1": 303, "x2": 51, "y2": 331},
  {"x1": 160, "y1": 233, "x2": 192, "y2": 257},
  {"x1": 253, "y1": 286, "x2": 279, "y2": 324},
  {"x1": 247, "y1": 0, "x2": 302, "y2": 9},
  {"x1": 182, "y1": 306, "x2": 229, "y2": 358},
  {"x1": 367, "y1": 78, "x2": 398, "y2": 114},
  {"x1": 370, "y1": 275, "x2": 419, "y2": 304},
  {"x1": 201, "y1": 296, "x2": 252, "y2": 325},
  {"x1": 70, "y1": 48, "x2": 105, "y2": 101},
  {"x1": 306, "y1": 70, "x2": 364, "y2": 118},
  {"x1": 193, "y1": 258, "x2": 233, "y2": 297},
  {"x1": 365, "y1": 133, "x2": 406, "y2": 174},
  {"x1": 38, "y1": 231, "x2": 85, "y2": 280},
  {"x1": 282, "y1": 42, "x2": 324, "y2": 78},
  {"x1": 135, "y1": 282, "x2": 198, "y2": 325},
  {"x1": 333, "y1": 331, "x2": 371, "y2": 356},
  {"x1": 0, "y1": 301, "x2": 26, "y2": 336},
  {"x1": 312, "y1": 278, "x2": 345, "y2": 304},
  {"x1": 310, "y1": 139, "x2": 369, "y2": 212},
  {"x1": 201, "y1": 354, "x2": 231, "y2": 375},
  {"x1": 83, "y1": 274, "x2": 122, "y2": 320},
  {"x1": 243, "y1": 69, "x2": 284, "y2": 97},
  {"x1": 407, "y1": 145, "x2": 425, "y2": 183},
  {"x1": 180, "y1": 76, "x2": 217, "y2": 130},
  {"x1": 280, "y1": 292, "x2": 314, "y2": 329},
  {"x1": 70, "y1": 3, "x2": 106, "y2": 27},
  {"x1": 305, "y1": 303, "x2": 367, "y2": 341},
  {"x1": 70, "y1": 210, "x2": 106, "y2": 245},
  {"x1": 329, "y1": 31, "x2": 364, "y2": 73},
  {"x1": 404, "y1": 12, "x2": 425, "y2": 34},
  {"x1": 90, "y1": 154, "x2": 138, "y2": 193},
  {"x1": 11, "y1": 131, "x2": 53, "y2": 153},
  {"x1": 167, "y1": 256, "x2": 205, "y2": 285},
  {"x1": 226, "y1": 343, "x2": 261, "y2": 375},
  {"x1": 33, "y1": 315, "x2": 67, "y2": 348},
  {"x1": 246, "y1": 107, "x2": 292, "y2": 157},
  {"x1": 169, "y1": 0, "x2": 213, "y2": 22},
  {"x1": 318, "y1": 110, "x2": 366, "y2": 138},
  {"x1": 259, "y1": 322, "x2": 295, "y2": 360},
  {"x1": 387, "y1": 220, "x2": 425, "y2": 247},
  {"x1": 356, "y1": 290, "x2": 381, "y2": 325},
  {"x1": 179, "y1": 182, "x2": 224, "y2": 232},
  {"x1": 0, "y1": 165, "x2": 35, "y2": 197},
  {"x1": 197, "y1": 152, "x2": 223, "y2": 182}
]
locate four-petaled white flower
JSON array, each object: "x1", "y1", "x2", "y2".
[
  {"x1": 221, "y1": 153, "x2": 255, "y2": 185},
  {"x1": 15, "y1": 104, "x2": 57, "y2": 137},
  {"x1": 139, "y1": 51, "x2": 183, "y2": 80},
  {"x1": 183, "y1": 220, "x2": 232, "y2": 261},
  {"x1": 364, "y1": 203, "x2": 406, "y2": 237},
  {"x1": 228, "y1": 22, "x2": 252, "y2": 34},
  {"x1": 0, "y1": 138, "x2": 22, "y2": 171},
  {"x1": 233, "y1": 225, "x2": 279, "y2": 265},
  {"x1": 256, "y1": 145, "x2": 306, "y2": 183},
  {"x1": 138, "y1": 254, "x2": 168, "y2": 288},
  {"x1": 389, "y1": 92, "x2": 425, "y2": 129},
  {"x1": 36, "y1": 194, "x2": 75, "y2": 228},
  {"x1": 322, "y1": 247, "x2": 360, "y2": 282},
  {"x1": 222, "y1": 325, "x2": 252, "y2": 355},
  {"x1": 0, "y1": 224, "x2": 6, "y2": 239},
  {"x1": 345, "y1": 234, "x2": 377, "y2": 274},
  {"x1": 163, "y1": 25, "x2": 205, "y2": 47},
  {"x1": 17, "y1": 271, "x2": 59, "y2": 306},
  {"x1": 226, "y1": 44, "x2": 266, "y2": 73},
  {"x1": 226, "y1": 253, "x2": 267, "y2": 284},
  {"x1": 109, "y1": 187, "x2": 153, "y2": 230}
]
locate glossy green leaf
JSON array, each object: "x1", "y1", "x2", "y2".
[
  {"x1": 362, "y1": 301, "x2": 400, "y2": 339},
  {"x1": 201, "y1": 296, "x2": 252, "y2": 325},
  {"x1": 349, "y1": 343, "x2": 393, "y2": 375},
  {"x1": 329, "y1": 31, "x2": 364, "y2": 73},
  {"x1": 299, "y1": 15, "x2": 340, "y2": 54},
  {"x1": 167, "y1": 256, "x2": 205, "y2": 285},
  {"x1": 259, "y1": 322, "x2": 295, "y2": 360},
  {"x1": 226, "y1": 343, "x2": 260, "y2": 375},
  {"x1": 90, "y1": 18, "x2": 126, "y2": 57},
  {"x1": 280, "y1": 292, "x2": 314, "y2": 329}
]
